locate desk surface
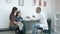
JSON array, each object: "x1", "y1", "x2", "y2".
[{"x1": 23, "y1": 19, "x2": 39, "y2": 22}]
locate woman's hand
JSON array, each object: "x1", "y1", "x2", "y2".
[
  {"x1": 19, "y1": 21, "x2": 22, "y2": 24},
  {"x1": 14, "y1": 21, "x2": 18, "y2": 24}
]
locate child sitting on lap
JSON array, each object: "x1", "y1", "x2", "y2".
[{"x1": 15, "y1": 11, "x2": 23, "y2": 32}]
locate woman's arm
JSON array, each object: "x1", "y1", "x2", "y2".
[{"x1": 14, "y1": 21, "x2": 19, "y2": 25}]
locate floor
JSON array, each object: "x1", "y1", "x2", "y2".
[
  {"x1": 0, "y1": 31, "x2": 15, "y2": 34},
  {"x1": 0, "y1": 31, "x2": 54, "y2": 34}
]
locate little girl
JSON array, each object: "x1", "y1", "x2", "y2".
[{"x1": 15, "y1": 11, "x2": 23, "y2": 34}]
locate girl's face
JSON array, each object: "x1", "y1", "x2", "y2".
[{"x1": 18, "y1": 13, "x2": 21, "y2": 16}]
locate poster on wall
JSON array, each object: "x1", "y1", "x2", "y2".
[
  {"x1": 6, "y1": 0, "x2": 11, "y2": 3},
  {"x1": 33, "y1": 0, "x2": 42, "y2": 6},
  {"x1": 34, "y1": 0, "x2": 36, "y2": 5},
  {"x1": 39, "y1": 0, "x2": 41, "y2": 6},
  {"x1": 44, "y1": 1, "x2": 47, "y2": 7},
  {"x1": 18, "y1": 0, "x2": 24, "y2": 6}
]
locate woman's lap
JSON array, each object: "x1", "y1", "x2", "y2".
[{"x1": 10, "y1": 25, "x2": 19, "y2": 30}]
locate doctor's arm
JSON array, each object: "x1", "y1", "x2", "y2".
[
  {"x1": 26, "y1": 15, "x2": 40, "y2": 21},
  {"x1": 31, "y1": 15, "x2": 40, "y2": 20}
]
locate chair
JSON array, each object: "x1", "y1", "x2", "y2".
[
  {"x1": 9, "y1": 21, "x2": 26, "y2": 34},
  {"x1": 37, "y1": 19, "x2": 51, "y2": 34}
]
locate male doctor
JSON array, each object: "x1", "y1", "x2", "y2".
[{"x1": 26, "y1": 7, "x2": 48, "y2": 34}]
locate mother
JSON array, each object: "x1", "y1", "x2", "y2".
[{"x1": 9, "y1": 7, "x2": 19, "y2": 34}]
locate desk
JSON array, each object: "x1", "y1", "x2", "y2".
[{"x1": 23, "y1": 20, "x2": 39, "y2": 34}]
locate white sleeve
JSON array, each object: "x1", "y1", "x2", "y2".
[{"x1": 30, "y1": 14, "x2": 41, "y2": 20}]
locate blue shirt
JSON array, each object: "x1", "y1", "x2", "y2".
[{"x1": 15, "y1": 16, "x2": 23, "y2": 22}]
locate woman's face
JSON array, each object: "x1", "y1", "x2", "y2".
[{"x1": 14, "y1": 11, "x2": 17, "y2": 16}]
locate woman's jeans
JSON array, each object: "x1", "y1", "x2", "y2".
[
  {"x1": 32, "y1": 23, "x2": 41, "y2": 34},
  {"x1": 10, "y1": 25, "x2": 19, "y2": 34},
  {"x1": 10, "y1": 25, "x2": 19, "y2": 30}
]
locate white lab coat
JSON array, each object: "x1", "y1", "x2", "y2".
[{"x1": 30, "y1": 12, "x2": 48, "y2": 30}]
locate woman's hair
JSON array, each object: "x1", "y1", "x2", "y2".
[
  {"x1": 11, "y1": 7, "x2": 18, "y2": 15},
  {"x1": 9, "y1": 7, "x2": 18, "y2": 21},
  {"x1": 16, "y1": 11, "x2": 20, "y2": 17}
]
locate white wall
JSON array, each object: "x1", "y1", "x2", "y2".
[
  {"x1": 55, "y1": 0, "x2": 60, "y2": 12},
  {"x1": 0, "y1": 0, "x2": 52, "y2": 29},
  {"x1": 51, "y1": 0, "x2": 55, "y2": 31}
]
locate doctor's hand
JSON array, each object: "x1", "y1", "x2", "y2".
[
  {"x1": 32, "y1": 15, "x2": 35, "y2": 18},
  {"x1": 26, "y1": 16, "x2": 30, "y2": 19}
]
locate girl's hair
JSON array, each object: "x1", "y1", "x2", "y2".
[{"x1": 16, "y1": 11, "x2": 20, "y2": 17}]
